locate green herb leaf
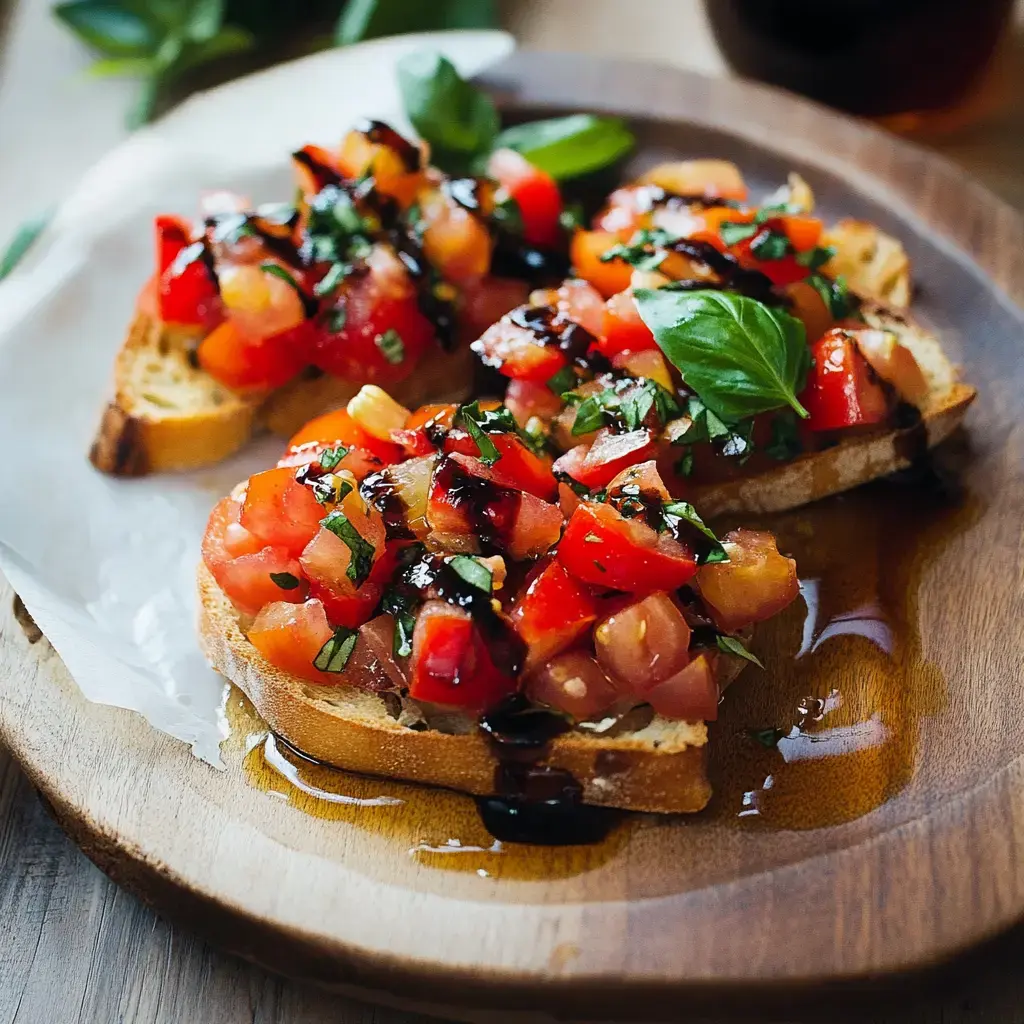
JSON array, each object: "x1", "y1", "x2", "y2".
[
  {"x1": 320, "y1": 510, "x2": 376, "y2": 587},
  {"x1": 260, "y1": 261, "x2": 302, "y2": 292},
  {"x1": 269, "y1": 571, "x2": 301, "y2": 591},
  {"x1": 173, "y1": 25, "x2": 255, "y2": 74},
  {"x1": 717, "y1": 634, "x2": 765, "y2": 669},
  {"x1": 765, "y1": 410, "x2": 803, "y2": 461},
  {"x1": 807, "y1": 272, "x2": 854, "y2": 319},
  {"x1": 397, "y1": 50, "x2": 499, "y2": 175},
  {"x1": 185, "y1": 0, "x2": 224, "y2": 43},
  {"x1": 796, "y1": 244, "x2": 836, "y2": 270},
  {"x1": 720, "y1": 221, "x2": 758, "y2": 246},
  {"x1": 380, "y1": 585, "x2": 419, "y2": 658},
  {"x1": 55, "y1": 1, "x2": 159, "y2": 57},
  {"x1": 0, "y1": 210, "x2": 53, "y2": 282},
  {"x1": 338, "y1": 0, "x2": 496, "y2": 45},
  {"x1": 662, "y1": 501, "x2": 727, "y2": 565},
  {"x1": 87, "y1": 55, "x2": 157, "y2": 77},
  {"x1": 452, "y1": 401, "x2": 502, "y2": 465},
  {"x1": 570, "y1": 389, "x2": 615, "y2": 435},
  {"x1": 492, "y1": 114, "x2": 635, "y2": 181},
  {"x1": 676, "y1": 449, "x2": 694, "y2": 477},
  {"x1": 313, "y1": 627, "x2": 359, "y2": 673},
  {"x1": 313, "y1": 261, "x2": 348, "y2": 298},
  {"x1": 308, "y1": 473, "x2": 353, "y2": 506},
  {"x1": 546, "y1": 365, "x2": 577, "y2": 396},
  {"x1": 749, "y1": 229, "x2": 791, "y2": 262},
  {"x1": 126, "y1": 71, "x2": 161, "y2": 129},
  {"x1": 375, "y1": 328, "x2": 405, "y2": 366},
  {"x1": 447, "y1": 554, "x2": 492, "y2": 593},
  {"x1": 319, "y1": 445, "x2": 350, "y2": 471},
  {"x1": 635, "y1": 288, "x2": 811, "y2": 422},
  {"x1": 559, "y1": 202, "x2": 585, "y2": 233},
  {"x1": 326, "y1": 306, "x2": 348, "y2": 333}
]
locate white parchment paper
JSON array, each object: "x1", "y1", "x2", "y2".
[{"x1": 0, "y1": 31, "x2": 515, "y2": 766}]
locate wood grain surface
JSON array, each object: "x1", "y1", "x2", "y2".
[{"x1": 5, "y1": 21, "x2": 1024, "y2": 1024}]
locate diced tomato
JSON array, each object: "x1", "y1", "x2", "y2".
[
  {"x1": 697, "y1": 529, "x2": 799, "y2": 633},
  {"x1": 201, "y1": 497, "x2": 305, "y2": 616},
  {"x1": 504, "y1": 379, "x2": 564, "y2": 427},
  {"x1": 511, "y1": 559, "x2": 598, "y2": 671},
  {"x1": 444, "y1": 431, "x2": 557, "y2": 501},
  {"x1": 785, "y1": 280, "x2": 833, "y2": 344},
  {"x1": 337, "y1": 125, "x2": 425, "y2": 208},
  {"x1": 644, "y1": 653, "x2": 720, "y2": 721},
  {"x1": 507, "y1": 491, "x2": 565, "y2": 560},
  {"x1": 526, "y1": 649, "x2": 620, "y2": 720},
  {"x1": 777, "y1": 214, "x2": 823, "y2": 252},
  {"x1": 308, "y1": 247, "x2": 436, "y2": 382},
  {"x1": 155, "y1": 215, "x2": 219, "y2": 326},
  {"x1": 611, "y1": 348, "x2": 674, "y2": 392},
  {"x1": 601, "y1": 290, "x2": 657, "y2": 356},
  {"x1": 286, "y1": 408, "x2": 404, "y2": 465},
  {"x1": 292, "y1": 144, "x2": 342, "y2": 198},
  {"x1": 605, "y1": 459, "x2": 671, "y2": 502},
  {"x1": 198, "y1": 319, "x2": 308, "y2": 392},
  {"x1": 488, "y1": 148, "x2": 563, "y2": 248},
  {"x1": 731, "y1": 235, "x2": 808, "y2": 288},
  {"x1": 594, "y1": 184, "x2": 659, "y2": 236},
  {"x1": 571, "y1": 230, "x2": 632, "y2": 298},
  {"x1": 389, "y1": 427, "x2": 437, "y2": 458},
  {"x1": 239, "y1": 465, "x2": 329, "y2": 556},
  {"x1": 409, "y1": 601, "x2": 516, "y2": 710},
  {"x1": 406, "y1": 404, "x2": 457, "y2": 432},
  {"x1": 248, "y1": 599, "x2": 339, "y2": 685},
  {"x1": 593, "y1": 592, "x2": 692, "y2": 693},
  {"x1": 217, "y1": 261, "x2": 307, "y2": 341},
  {"x1": 420, "y1": 187, "x2": 494, "y2": 283},
  {"x1": 802, "y1": 329, "x2": 890, "y2": 432},
  {"x1": 558, "y1": 501, "x2": 697, "y2": 593},
  {"x1": 471, "y1": 314, "x2": 568, "y2": 382},
  {"x1": 553, "y1": 428, "x2": 657, "y2": 490},
  {"x1": 556, "y1": 279, "x2": 606, "y2": 337},
  {"x1": 309, "y1": 540, "x2": 405, "y2": 629}
]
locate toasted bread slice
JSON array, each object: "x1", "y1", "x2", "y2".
[
  {"x1": 196, "y1": 562, "x2": 750, "y2": 814},
  {"x1": 690, "y1": 305, "x2": 976, "y2": 517},
  {"x1": 91, "y1": 309, "x2": 476, "y2": 476}
]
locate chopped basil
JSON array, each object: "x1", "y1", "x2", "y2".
[
  {"x1": 676, "y1": 449, "x2": 694, "y2": 477},
  {"x1": 796, "y1": 244, "x2": 836, "y2": 270},
  {"x1": 380, "y1": 586, "x2": 418, "y2": 659},
  {"x1": 320, "y1": 510, "x2": 375, "y2": 587},
  {"x1": 260, "y1": 262, "x2": 302, "y2": 292},
  {"x1": 662, "y1": 501, "x2": 728, "y2": 565},
  {"x1": 313, "y1": 627, "x2": 359, "y2": 673},
  {"x1": 314, "y1": 261, "x2": 349, "y2": 298},
  {"x1": 720, "y1": 221, "x2": 758, "y2": 247},
  {"x1": 0, "y1": 210, "x2": 52, "y2": 281},
  {"x1": 600, "y1": 228, "x2": 672, "y2": 270},
  {"x1": 375, "y1": 328, "x2": 405, "y2": 365},
  {"x1": 269, "y1": 571, "x2": 301, "y2": 591},
  {"x1": 570, "y1": 390, "x2": 613, "y2": 435},
  {"x1": 318, "y1": 445, "x2": 350, "y2": 471},
  {"x1": 546, "y1": 365, "x2": 577, "y2": 396},
  {"x1": 765, "y1": 410, "x2": 803, "y2": 462},
  {"x1": 807, "y1": 272, "x2": 854, "y2": 319},
  {"x1": 570, "y1": 378, "x2": 679, "y2": 436},
  {"x1": 326, "y1": 306, "x2": 348, "y2": 334},
  {"x1": 634, "y1": 288, "x2": 811, "y2": 422},
  {"x1": 749, "y1": 229, "x2": 791, "y2": 262},
  {"x1": 309, "y1": 473, "x2": 353, "y2": 506},
  {"x1": 717, "y1": 634, "x2": 765, "y2": 669},
  {"x1": 453, "y1": 402, "x2": 501, "y2": 465},
  {"x1": 447, "y1": 554, "x2": 493, "y2": 594}
]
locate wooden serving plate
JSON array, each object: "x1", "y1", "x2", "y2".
[{"x1": 2, "y1": 52, "x2": 1023, "y2": 1019}]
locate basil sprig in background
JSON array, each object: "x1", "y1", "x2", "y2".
[{"x1": 634, "y1": 288, "x2": 812, "y2": 424}]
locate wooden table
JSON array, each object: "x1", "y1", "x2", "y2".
[{"x1": 3, "y1": 1, "x2": 1024, "y2": 1020}]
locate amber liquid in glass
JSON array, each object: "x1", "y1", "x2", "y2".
[{"x1": 705, "y1": 0, "x2": 1014, "y2": 127}]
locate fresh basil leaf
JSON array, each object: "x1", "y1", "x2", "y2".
[
  {"x1": 662, "y1": 501, "x2": 727, "y2": 565},
  {"x1": 326, "y1": 306, "x2": 348, "y2": 333},
  {"x1": 55, "y1": 1, "x2": 159, "y2": 57},
  {"x1": 796, "y1": 244, "x2": 836, "y2": 270},
  {"x1": 676, "y1": 448, "x2": 694, "y2": 477},
  {"x1": 308, "y1": 473, "x2": 353, "y2": 506},
  {"x1": 447, "y1": 554, "x2": 492, "y2": 593},
  {"x1": 319, "y1": 445, "x2": 350, "y2": 471},
  {"x1": 492, "y1": 114, "x2": 635, "y2": 181},
  {"x1": 570, "y1": 389, "x2": 615, "y2": 435},
  {"x1": 397, "y1": 50, "x2": 499, "y2": 175},
  {"x1": 0, "y1": 210, "x2": 53, "y2": 282},
  {"x1": 314, "y1": 261, "x2": 348, "y2": 298},
  {"x1": 313, "y1": 627, "x2": 359, "y2": 673},
  {"x1": 269, "y1": 571, "x2": 301, "y2": 591},
  {"x1": 320, "y1": 510, "x2": 375, "y2": 587},
  {"x1": 717, "y1": 634, "x2": 765, "y2": 669},
  {"x1": 750, "y1": 229, "x2": 791, "y2": 262},
  {"x1": 185, "y1": 0, "x2": 224, "y2": 42},
  {"x1": 546, "y1": 365, "x2": 577, "y2": 396},
  {"x1": 337, "y1": 0, "x2": 496, "y2": 45},
  {"x1": 174, "y1": 25, "x2": 255, "y2": 73},
  {"x1": 380, "y1": 585, "x2": 419, "y2": 658},
  {"x1": 765, "y1": 410, "x2": 803, "y2": 461},
  {"x1": 635, "y1": 288, "x2": 811, "y2": 421},
  {"x1": 720, "y1": 221, "x2": 758, "y2": 246},
  {"x1": 86, "y1": 55, "x2": 157, "y2": 77},
  {"x1": 375, "y1": 328, "x2": 405, "y2": 366},
  {"x1": 600, "y1": 228, "x2": 672, "y2": 268},
  {"x1": 126, "y1": 71, "x2": 161, "y2": 129}
]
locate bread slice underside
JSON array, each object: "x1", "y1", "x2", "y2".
[{"x1": 197, "y1": 562, "x2": 731, "y2": 814}]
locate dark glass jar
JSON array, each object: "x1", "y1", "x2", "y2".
[{"x1": 704, "y1": 0, "x2": 1014, "y2": 121}]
